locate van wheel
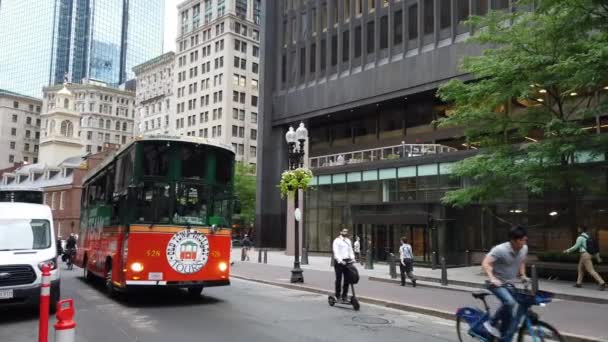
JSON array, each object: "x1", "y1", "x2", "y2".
[
  {"x1": 50, "y1": 287, "x2": 60, "y2": 314},
  {"x1": 105, "y1": 264, "x2": 116, "y2": 297}
]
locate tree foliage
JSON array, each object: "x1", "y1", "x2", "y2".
[
  {"x1": 437, "y1": 0, "x2": 608, "y2": 210},
  {"x1": 234, "y1": 162, "x2": 256, "y2": 225}
]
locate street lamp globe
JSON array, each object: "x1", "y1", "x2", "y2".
[
  {"x1": 285, "y1": 126, "x2": 296, "y2": 144},
  {"x1": 296, "y1": 122, "x2": 308, "y2": 142}
]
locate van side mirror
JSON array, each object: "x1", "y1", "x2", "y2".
[{"x1": 234, "y1": 200, "x2": 242, "y2": 214}]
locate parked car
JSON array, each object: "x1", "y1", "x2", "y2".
[{"x1": 0, "y1": 203, "x2": 60, "y2": 312}]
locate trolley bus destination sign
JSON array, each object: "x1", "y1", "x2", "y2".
[{"x1": 166, "y1": 230, "x2": 210, "y2": 274}]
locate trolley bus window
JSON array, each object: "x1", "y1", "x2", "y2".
[
  {"x1": 216, "y1": 150, "x2": 233, "y2": 184},
  {"x1": 135, "y1": 182, "x2": 172, "y2": 224},
  {"x1": 181, "y1": 145, "x2": 207, "y2": 180},
  {"x1": 143, "y1": 142, "x2": 170, "y2": 176},
  {"x1": 174, "y1": 183, "x2": 209, "y2": 225}
]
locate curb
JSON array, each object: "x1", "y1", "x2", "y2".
[
  {"x1": 232, "y1": 274, "x2": 605, "y2": 342},
  {"x1": 368, "y1": 275, "x2": 608, "y2": 305}
]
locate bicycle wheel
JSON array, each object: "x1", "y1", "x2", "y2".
[
  {"x1": 456, "y1": 317, "x2": 486, "y2": 342},
  {"x1": 517, "y1": 320, "x2": 563, "y2": 342}
]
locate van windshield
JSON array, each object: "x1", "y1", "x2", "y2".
[{"x1": 0, "y1": 219, "x2": 51, "y2": 250}]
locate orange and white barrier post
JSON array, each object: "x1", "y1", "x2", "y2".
[
  {"x1": 54, "y1": 299, "x2": 76, "y2": 342},
  {"x1": 38, "y1": 264, "x2": 51, "y2": 342}
]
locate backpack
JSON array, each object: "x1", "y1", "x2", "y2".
[{"x1": 584, "y1": 236, "x2": 599, "y2": 255}]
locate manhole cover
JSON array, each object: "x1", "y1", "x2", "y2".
[{"x1": 352, "y1": 316, "x2": 391, "y2": 325}]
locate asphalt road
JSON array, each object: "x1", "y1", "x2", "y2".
[{"x1": 0, "y1": 265, "x2": 458, "y2": 342}]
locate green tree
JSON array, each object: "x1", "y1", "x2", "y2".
[
  {"x1": 234, "y1": 162, "x2": 256, "y2": 226},
  {"x1": 437, "y1": 0, "x2": 608, "y2": 235}
]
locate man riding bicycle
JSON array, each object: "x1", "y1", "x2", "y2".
[
  {"x1": 481, "y1": 226, "x2": 529, "y2": 339},
  {"x1": 64, "y1": 233, "x2": 77, "y2": 270}
]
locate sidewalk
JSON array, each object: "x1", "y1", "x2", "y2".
[
  {"x1": 230, "y1": 253, "x2": 608, "y2": 342},
  {"x1": 235, "y1": 248, "x2": 608, "y2": 303}
]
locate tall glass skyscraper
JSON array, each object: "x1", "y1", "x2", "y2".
[{"x1": 0, "y1": 0, "x2": 164, "y2": 97}]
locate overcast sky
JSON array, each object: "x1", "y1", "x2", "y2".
[{"x1": 164, "y1": 0, "x2": 179, "y2": 52}]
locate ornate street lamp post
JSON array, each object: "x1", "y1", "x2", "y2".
[{"x1": 285, "y1": 123, "x2": 308, "y2": 283}]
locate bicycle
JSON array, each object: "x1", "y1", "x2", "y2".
[
  {"x1": 64, "y1": 248, "x2": 76, "y2": 271},
  {"x1": 456, "y1": 283, "x2": 563, "y2": 341}
]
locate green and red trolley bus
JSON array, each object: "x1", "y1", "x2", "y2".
[{"x1": 75, "y1": 135, "x2": 237, "y2": 296}]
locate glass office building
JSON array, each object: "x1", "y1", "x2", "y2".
[{"x1": 0, "y1": 0, "x2": 164, "y2": 98}]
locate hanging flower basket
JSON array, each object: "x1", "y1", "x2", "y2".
[{"x1": 278, "y1": 168, "x2": 313, "y2": 198}]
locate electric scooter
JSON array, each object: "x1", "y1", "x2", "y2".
[{"x1": 328, "y1": 259, "x2": 360, "y2": 311}]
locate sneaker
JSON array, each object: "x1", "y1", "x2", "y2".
[
  {"x1": 400, "y1": 283, "x2": 405, "y2": 286},
  {"x1": 600, "y1": 283, "x2": 606, "y2": 291},
  {"x1": 341, "y1": 297, "x2": 349, "y2": 303},
  {"x1": 574, "y1": 284, "x2": 582, "y2": 288},
  {"x1": 412, "y1": 279, "x2": 417, "y2": 288},
  {"x1": 483, "y1": 321, "x2": 501, "y2": 338}
]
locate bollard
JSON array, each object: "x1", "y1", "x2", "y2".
[
  {"x1": 258, "y1": 249, "x2": 262, "y2": 263},
  {"x1": 330, "y1": 255, "x2": 335, "y2": 267},
  {"x1": 301, "y1": 248, "x2": 309, "y2": 265},
  {"x1": 531, "y1": 264, "x2": 539, "y2": 295},
  {"x1": 440, "y1": 257, "x2": 448, "y2": 286},
  {"x1": 39, "y1": 263, "x2": 51, "y2": 342},
  {"x1": 54, "y1": 299, "x2": 76, "y2": 342},
  {"x1": 241, "y1": 247, "x2": 246, "y2": 261},
  {"x1": 431, "y1": 251, "x2": 437, "y2": 270},
  {"x1": 465, "y1": 250, "x2": 470, "y2": 267},
  {"x1": 263, "y1": 249, "x2": 268, "y2": 264},
  {"x1": 388, "y1": 253, "x2": 397, "y2": 279}
]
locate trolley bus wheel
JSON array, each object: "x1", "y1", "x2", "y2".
[
  {"x1": 105, "y1": 262, "x2": 116, "y2": 297},
  {"x1": 83, "y1": 257, "x2": 94, "y2": 282},
  {"x1": 187, "y1": 286, "x2": 203, "y2": 297}
]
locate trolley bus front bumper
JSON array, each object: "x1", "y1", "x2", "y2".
[{"x1": 124, "y1": 279, "x2": 230, "y2": 288}]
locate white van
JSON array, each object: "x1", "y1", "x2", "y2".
[{"x1": 0, "y1": 203, "x2": 60, "y2": 311}]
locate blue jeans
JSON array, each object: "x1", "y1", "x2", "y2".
[{"x1": 488, "y1": 286, "x2": 517, "y2": 337}]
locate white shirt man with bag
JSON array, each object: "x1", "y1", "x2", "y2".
[{"x1": 332, "y1": 228, "x2": 355, "y2": 302}]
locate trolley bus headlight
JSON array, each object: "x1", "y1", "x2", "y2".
[
  {"x1": 218, "y1": 262, "x2": 228, "y2": 272},
  {"x1": 130, "y1": 262, "x2": 144, "y2": 273}
]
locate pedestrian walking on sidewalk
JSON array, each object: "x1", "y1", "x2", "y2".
[
  {"x1": 481, "y1": 226, "x2": 529, "y2": 339},
  {"x1": 353, "y1": 236, "x2": 361, "y2": 264},
  {"x1": 399, "y1": 237, "x2": 416, "y2": 287},
  {"x1": 242, "y1": 234, "x2": 252, "y2": 261},
  {"x1": 333, "y1": 228, "x2": 355, "y2": 303},
  {"x1": 564, "y1": 226, "x2": 606, "y2": 291}
]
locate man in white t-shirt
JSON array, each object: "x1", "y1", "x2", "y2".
[{"x1": 332, "y1": 228, "x2": 355, "y2": 302}]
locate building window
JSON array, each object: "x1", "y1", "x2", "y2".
[
  {"x1": 409, "y1": 4, "x2": 419, "y2": 40},
  {"x1": 51, "y1": 192, "x2": 56, "y2": 210},
  {"x1": 355, "y1": 26, "x2": 362, "y2": 57},
  {"x1": 252, "y1": 62, "x2": 259, "y2": 74},
  {"x1": 457, "y1": 0, "x2": 470, "y2": 22},
  {"x1": 300, "y1": 47, "x2": 306, "y2": 76},
  {"x1": 250, "y1": 146, "x2": 257, "y2": 157},
  {"x1": 12, "y1": 114, "x2": 18, "y2": 122},
  {"x1": 440, "y1": 0, "x2": 451, "y2": 29},
  {"x1": 8, "y1": 155, "x2": 14, "y2": 163},
  {"x1": 321, "y1": 39, "x2": 327, "y2": 71},
  {"x1": 251, "y1": 112, "x2": 258, "y2": 124},
  {"x1": 343, "y1": 30, "x2": 350, "y2": 62},
  {"x1": 11, "y1": 128, "x2": 17, "y2": 136},
  {"x1": 424, "y1": 0, "x2": 434, "y2": 35},
  {"x1": 367, "y1": 21, "x2": 375, "y2": 54},
  {"x1": 250, "y1": 129, "x2": 257, "y2": 140},
  {"x1": 59, "y1": 191, "x2": 65, "y2": 210},
  {"x1": 251, "y1": 96, "x2": 258, "y2": 107},
  {"x1": 9, "y1": 142, "x2": 15, "y2": 149},
  {"x1": 24, "y1": 143, "x2": 29, "y2": 151},
  {"x1": 331, "y1": 34, "x2": 338, "y2": 66},
  {"x1": 380, "y1": 15, "x2": 388, "y2": 49},
  {"x1": 13, "y1": 101, "x2": 19, "y2": 108},
  {"x1": 394, "y1": 10, "x2": 403, "y2": 45}
]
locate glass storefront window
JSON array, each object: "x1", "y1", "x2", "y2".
[{"x1": 360, "y1": 180, "x2": 379, "y2": 203}]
